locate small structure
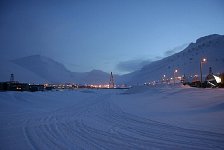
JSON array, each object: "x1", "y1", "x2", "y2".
[
  {"x1": 0, "y1": 82, "x2": 7, "y2": 91},
  {"x1": 10, "y1": 74, "x2": 14, "y2": 82},
  {"x1": 220, "y1": 73, "x2": 224, "y2": 88},
  {"x1": 0, "y1": 74, "x2": 44, "y2": 92},
  {"x1": 109, "y1": 72, "x2": 115, "y2": 88},
  {"x1": 190, "y1": 75, "x2": 201, "y2": 87},
  {"x1": 206, "y1": 74, "x2": 222, "y2": 88},
  {"x1": 0, "y1": 82, "x2": 29, "y2": 91},
  {"x1": 0, "y1": 74, "x2": 29, "y2": 91},
  {"x1": 205, "y1": 67, "x2": 222, "y2": 88},
  {"x1": 181, "y1": 74, "x2": 187, "y2": 85},
  {"x1": 29, "y1": 84, "x2": 44, "y2": 92}
]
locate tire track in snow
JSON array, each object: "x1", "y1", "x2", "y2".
[
  {"x1": 21, "y1": 91, "x2": 224, "y2": 150},
  {"x1": 98, "y1": 100, "x2": 224, "y2": 149},
  {"x1": 22, "y1": 93, "x2": 109, "y2": 149}
]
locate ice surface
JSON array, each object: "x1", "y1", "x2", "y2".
[{"x1": 0, "y1": 86, "x2": 224, "y2": 149}]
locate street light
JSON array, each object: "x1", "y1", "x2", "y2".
[
  {"x1": 174, "y1": 69, "x2": 178, "y2": 84},
  {"x1": 200, "y1": 58, "x2": 207, "y2": 87},
  {"x1": 162, "y1": 74, "x2": 166, "y2": 83}
]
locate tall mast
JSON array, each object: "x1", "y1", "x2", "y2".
[
  {"x1": 109, "y1": 72, "x2": 115, "y2": 88},
  {"x1": 10, "y1": 74, "x2": 14, "y2": 82}
]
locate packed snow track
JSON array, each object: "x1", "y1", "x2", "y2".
[{"x1": 0, "y1": 87, "x2": 224, "y2": 149}]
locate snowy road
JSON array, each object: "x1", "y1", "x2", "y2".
[{"x1": 0, "y1": 87, "x2": 224, "y2": 149}]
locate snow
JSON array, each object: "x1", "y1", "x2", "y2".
[
  {"x1": 125, "y1": 34, "x2": 224, "y2": 84},
  {"x1": 1, "y1": 34, "x2": 223, "y2": 85},
  {"x1": 0, "y1": 57, "x2": 47, "y2": 83},
  {"x1": 1, "y1": 86, "x2": 224, "y2": 149},
  {"x1": 0, "y1": 55, "x2": 114, "y2": 84}
]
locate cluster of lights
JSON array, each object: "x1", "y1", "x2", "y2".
[
  {"x1": 43, "y1": 83, "x2": 131, "y2": 89},
  {"x1": 161, "y1": 58, "x2": 207, "y2": 85},
  {"x1": 145, "y1": 68, "x2": 183, "y2": 86},
  {"x1": 44, "y1": 83, "x2": 78, "y2": 89},
  {"x1": 145, "y1": 58, "x2": 209, "y2": 86},
  {"x1": 89, "y1": 84, "x2": 110, "y2": 88}
]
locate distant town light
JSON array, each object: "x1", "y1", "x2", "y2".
[{"x1": 202, "y1": 58, "x2": 207, "y2": 63}]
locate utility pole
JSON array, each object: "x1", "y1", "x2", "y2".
[
  {"x1": 174, "y1": 69, "x2": 178, "y2": 85},
  {"x1": 200, "y1": 58, "x2": 207, "y2": 87}
]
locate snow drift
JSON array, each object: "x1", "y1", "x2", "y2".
[{"x1": 0, "y1": 86, "x2": 224, "y2": 149}]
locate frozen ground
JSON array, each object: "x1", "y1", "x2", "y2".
[{"x1": 0, "y1": 86, "x2": 224, "y2": 150}]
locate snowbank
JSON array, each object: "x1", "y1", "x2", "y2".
[{"x1": 0, "y1": 87, "x2": 224, "y2": 149}]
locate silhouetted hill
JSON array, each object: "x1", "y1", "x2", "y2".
[{"x1": 1, "y1": 55, "x2": 113, "y2": 84}]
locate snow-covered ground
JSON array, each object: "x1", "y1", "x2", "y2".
[{"x1": 0, "y1": 86, "x2": 224, "y2": 149}]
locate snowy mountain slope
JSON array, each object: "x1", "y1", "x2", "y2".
[
  {"x1": 125, "y1": 34, "x2": 224, "y2": 84},
  {"x1": 0, "y1": 57, "x2": 47, "y2": 83},
  {"x1": 1, "y1": 55, "x2": 113, "y2": 84},
  {"x1": 1, "y1": 34, "x2": 223, "y2": 85},
  {"x1": 12, "y1": 55, "x2": 75, "y2": 83}
]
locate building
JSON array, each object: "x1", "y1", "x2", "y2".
[
  {"x1": 29, "y1": 84, "x2": 45, "y2": 92},
  {"x1": 0, "y1": 82, "x2": 29, "y2": 91}
]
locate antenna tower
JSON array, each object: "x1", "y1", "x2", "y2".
[
  {"x1": 10, "y1": 74, "x2": 14, "y2": 82},
  {"x1": 109, "y1": 72, "x2": 115, "y2": 88}
]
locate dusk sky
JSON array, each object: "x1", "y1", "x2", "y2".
[{"x1": 1, "y1": 0, "x2": 224, "y2": 74}]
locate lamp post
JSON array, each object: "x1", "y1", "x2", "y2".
[
  {"x1": 174, "y1": 69, "x2": 178, "y2": 85},
  {"x1": 162, "y1": 74, "x2": 166, "y2": 83},
  {"x1": 200, "y1": 58, "x2": 207, "y2": 87}
]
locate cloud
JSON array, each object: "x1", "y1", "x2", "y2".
[
  {"x1": 164, "y1": 50, "x2": 176, "y2": 56},
  {"x1": 116, "y1": 43, "x2": 190, "y2": 74},
  {"x1": 164, "y1": 43, "x2": 189, "y2": 57},
  {"x1": 116, "y1": 59, "x2": 152, "y2": 73}
]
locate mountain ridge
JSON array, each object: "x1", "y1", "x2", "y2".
[
  {"x1": 123, "y1": 34, "x2": 224, "y2": 84},
  {"x1": 1, "y1": 34, "x2": 223, "y2": 85},
  {"x1": 1, "y1": 55, "x2": 113, "y2": 84}
]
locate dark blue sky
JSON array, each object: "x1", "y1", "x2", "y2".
[{"x1": 1, "y1": 0, "x2": 224, "y2": 74}]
